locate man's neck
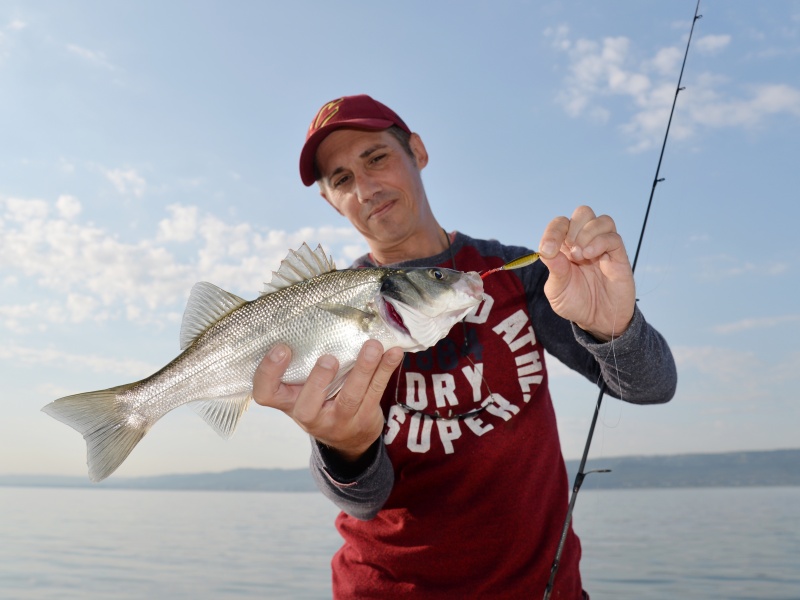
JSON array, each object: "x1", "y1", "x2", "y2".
[{"x1": 369, "y1": 225, "x2": 449, "y2": 266}]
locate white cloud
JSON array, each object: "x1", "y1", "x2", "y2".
[
  {"x1": 672, "y1": 343, "x2": 800, "y2": 415},
  {"x1": 58, "y1": 158, "x2": 76, "y2": 174},
  {"x1": 687, "y1": 79, "x2": 800, "y2": 129},
  {"x1": 695, "y1": 34, "x2": 732, "y2": 53},
  {"x1": 549, "y1": 31, "x2": 650, "y2": 121},
  {"x1": 695, "y1": 253, "x2": 790, "y2": 282},
  {"x1": 66, "y1": 43, "x2": 116, "y2": 71},
  {"x1": 771, "y1": 351, "x2": 800, "y2": 386},
  {"x1": 4, "y1": 196, "x2": 49, "y2": 220},
  {"x1": 1, "y1": 19, "x2": 26, "y2": 63},
  {"x1": 713, "y1": 314, "x2": 800, "y2": 335},
  {"x1": 157, "y1": 204, "x2": 198, "y2": 242},
  {"x1": 0, "y1": 302, "x2": 46, "y2": 332},
  {"x1": 649, "y1": 46, "x2": 683, "y2": 76},
  {"x1": 686, "y1": 233, "x2": 710, "y2": 244},
  {"x1": 673, "y1": 345, "x2": 762, "y2": 392},
  {"x1": 0, "y1": 343, "x2": 157, "y2": 378},
  {"x1": 56, "y1": 194, "x2": 81, "y2": 219},
  {"x1": 546, "y1": 27, "x2": 800, "y2": 151},
  {"x1": 105, "y1": 167, "x2": 147, "y2": 197},
  {"x1": 0, "y1": 196, "x2": 367, "y2": 330}
]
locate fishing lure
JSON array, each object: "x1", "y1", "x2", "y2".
[{"x1": 480, "y1": 252, "x2": 540, "y2": 279}]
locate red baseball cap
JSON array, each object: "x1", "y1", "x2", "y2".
[{"x1": 299, "y1": 94, "x2": 411, "y2": 186}]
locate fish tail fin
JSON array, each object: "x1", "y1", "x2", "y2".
[{"x1": 42, "y1": 383, "x2": 147, "y2": 482}]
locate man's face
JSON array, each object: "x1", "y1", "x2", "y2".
[{"x1": 315, "y1": 128, "x2": 429, "y2": 250}]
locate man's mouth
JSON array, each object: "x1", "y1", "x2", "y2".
[{"x1": 369, "y1": 200, "x2": 396, "y2": 220}]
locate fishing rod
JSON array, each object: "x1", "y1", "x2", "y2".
[{"x1": 542, "y1": 2, "x2": 702, "y2": 598}]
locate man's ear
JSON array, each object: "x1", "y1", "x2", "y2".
[
  {"x1": 409, "y1": 133, "x2": 429, "y2": 170},
  {"x1": 319, "y1": 187, "x2": 343, "y2": 216}
]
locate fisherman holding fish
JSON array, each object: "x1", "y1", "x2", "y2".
[
  {"x1": 43, "y1": 93, "x2": 676, "y2": 597},
  {"x1": 252, "y1": 95, "x2": 677, "y2": 599}
]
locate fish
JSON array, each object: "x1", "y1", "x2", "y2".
[{"x1": 42, "y1": 243, "x2": 484, "y2": 482}]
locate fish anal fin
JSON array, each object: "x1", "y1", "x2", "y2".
[
  {"x1": 181, "y1": 282, "x2": 247, "y2": 350},
  {"x1": 190, "y1": 393, "x2": 252, "y2": 439}
]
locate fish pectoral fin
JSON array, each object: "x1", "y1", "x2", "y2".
[
  {"x1": 181, "y1": 282, "x2": 248, "y2": 350},
  {"x1": 190, "y1": 392, "x2": 252, "y2": 439},
  {"x1": 324, "y1": 363, "x2": 355, "y2": 400},
  {"x1": 316, "y1": 302, "x2": 376, "y2": 332}
]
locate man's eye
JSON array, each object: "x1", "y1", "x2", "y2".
[
  {"x1": 370, "y1": 153, "x2": 387, "y2": 165},
  {"x1": 333, "y1": 175, "x2": 350, "y2": 188}
]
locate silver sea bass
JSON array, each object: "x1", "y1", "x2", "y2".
[{"x1": 42, "y1": 243, "x2": 484, "y2": 482}]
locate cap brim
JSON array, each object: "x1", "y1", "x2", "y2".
[{"x1": 299, "y1": 117, "x2": 396, "y2": 186}]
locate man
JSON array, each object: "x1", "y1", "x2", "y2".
[{"x1": 253, "y1": 95, "x2": 676, "y2": 598}]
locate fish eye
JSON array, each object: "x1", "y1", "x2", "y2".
[{"x1": 430, "y1": 269, "x2": 444, "y2": 280}]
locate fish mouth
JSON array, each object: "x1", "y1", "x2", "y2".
[
  {"x1": 455, "y1": 271, "x2": 484, "y2": 300},
  {"x1": 379, "y1": 296, "x2": 410, "y2": 336}
]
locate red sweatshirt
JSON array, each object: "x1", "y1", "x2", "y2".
[{"x1": 311, "y1": 233, "x2": 676, "y2": 599}]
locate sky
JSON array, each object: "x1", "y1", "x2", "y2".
[{"x1": 1, "y1": 0, "x2": 798, "y2": 480}]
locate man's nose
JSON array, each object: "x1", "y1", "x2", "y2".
[{"x1": 354, "y1": 172, "x2": 382, "y2": 203}]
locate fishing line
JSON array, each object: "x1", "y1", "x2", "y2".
[
  {"x1": 598, "y1": 302, "x2": 625, "y2": 431},
  {"x1": 542, "y1": 2, "x2": 702, "y2": 598},
  {"x1": 392, "y1": 229, "x2": 493, "y2": 420}
]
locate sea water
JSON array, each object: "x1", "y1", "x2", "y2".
[
  {"x1": 575, "y1": 487, "x2": 800, "y2": 599},
  {"x1": 1, "y1": 486, "x2": 798, "y2": 599}
]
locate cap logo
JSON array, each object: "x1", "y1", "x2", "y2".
[{"x1": 310, "y1": 98, "x2": 345, "y2": 133}]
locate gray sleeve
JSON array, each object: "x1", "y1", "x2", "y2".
[
  {"x1": 571, "y1": 305, "x2": 677, "y2": 404},
  {"x1": 309, "y1": 437, "x2": 394, "y2": 520}
]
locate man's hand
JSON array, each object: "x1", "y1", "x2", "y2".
[
  {"x1": 252, "y1": 340, "x2": 404, "y2": 462},
  {"x1": 538, "y1": 205, "x2": 635, "y2": 341}
]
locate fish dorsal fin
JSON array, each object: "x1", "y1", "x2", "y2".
[
  {"x1": 261, "y1": 243, "x2": 336, "y2": 295},
  {"x1": 190, "y1": 392, "x2": 252, "y2": 439},
  {"x1": 180, "y1": 282, "x2": 247, "y2": 350}
]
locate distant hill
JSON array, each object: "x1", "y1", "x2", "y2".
[
  {"x1": 565, "y1": 448, "x2": 800, "y2": 490},
  {"x1": 2, "y1": 449, "x2": 798, "y2": 492}
]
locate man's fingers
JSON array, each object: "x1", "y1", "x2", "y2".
[
  {"x1": 540, "y1": 207, "x2": 624, "y2": 264},
  {"x1": 291, "y1": 354, "x2": 339, "y2": 427},
  {"x1": 562, "y1": 206, "x2": 599, "y2": 261},
  {"x1": 252, "y1": 344, "x2": 294, "y2": 410},
  {"x1": 539, "y1": 206, "x2": 597, "y2": 257},
  {"x1": 572, "y1": 214, "x2": 617, "y2": 258},
  {"x1": 566, "y1": 205, "x2": 597, "y2": 236},
  {"x1": 539, "y1": 216, "x2": 569, "y2": 259},
  {"x1": 326, "y1": 343, "x2": 403, "y2": 458},
  {"x1": 335, "y1": 340, "x2": 392, "y2": 415},
  {"x1": 364, "y1": 347, "x2": 404, "y2": 403}
]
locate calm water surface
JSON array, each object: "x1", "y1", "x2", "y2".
[
  {"x1": 576, "y1": 487, "x2": 800, "y2": 600},
  {"x1": 1, "y1": 486, "x2": 798, "y2": 599},
  {"x1": 1, "y1": 488, "x2": 341, "y2": 599}
]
